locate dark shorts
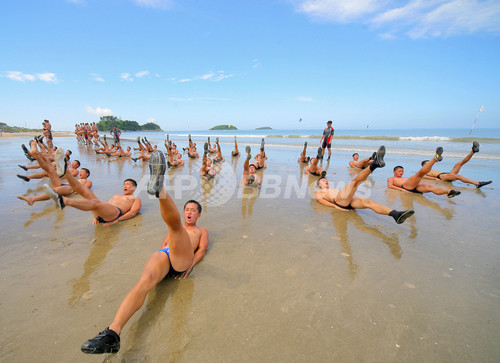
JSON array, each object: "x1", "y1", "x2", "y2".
[
  {"x1": 96, "y1": 206, "x2": 123, "y2": 223},
  {"x1": 402, "y1": 185, "x2": 423, "y2": 194},
  {"x1": 333, "y1": 200, "x2": 355, "y2": 210}
]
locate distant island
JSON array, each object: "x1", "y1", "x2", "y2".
[
  {"x1": 0, "y1": 122, "x2": 41, "y2": 133},
  {"x1": 210, "y1": 124, "x2": 238, "y2": 130},
  {"x1": 97, "y1": 116, "x2": 162, "y2": 131},
  {"x1": 255, "y1": 127, "x2": 272, "y2": 130}
]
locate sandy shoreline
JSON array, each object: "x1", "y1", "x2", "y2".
[
  {"x1": 1, "y1": 135, "x2": 499, "y2": 362},
  {"x1": 0, "y1": 131, "x2": 74, "y2": 139}
]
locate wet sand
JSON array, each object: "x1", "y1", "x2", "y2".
[{"x1": 1, "y1": 137, "x2": 499, "y2": 362}]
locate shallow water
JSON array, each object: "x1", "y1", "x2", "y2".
[{"x1": 1, "y1": 136, "x2": 499, "y2": 362}]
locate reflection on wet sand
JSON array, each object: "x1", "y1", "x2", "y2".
[
  {"x1": 67, "y1": 215, "x2": 143, "y2": 306},
  {"x1": 118, "y1": 278, "x2": 194, "y2": 360},
  {"x1": 311, "y1": 199, "x2": 402, "y2": 278},
  {"x1": 23, "y1": 203, "x2": 65, "y2": 228},
  {"x1": 240, "y1": 185, "x2": 259, "y2": 220},
  {"x1": 385, "y1": 189, "x2": 456, "y2": 239}
]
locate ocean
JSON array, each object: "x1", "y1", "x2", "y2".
[{"x1": 118, "y1": 128, "x2": 500, "y2": 160}]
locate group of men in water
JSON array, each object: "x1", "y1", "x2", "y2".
[{"x1": 14, "y1": 119, "x2": 492, "y2": 354}]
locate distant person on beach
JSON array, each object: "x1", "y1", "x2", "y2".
[
  {"x1": 250, "y1": 138, "x2": 266, "y2": 170},
  {"x1": 305, "y1": 147, "x2": 324, "y2": 176},
  {"x1": 231, "y1": 136, "x2": 240, "y2": 157},
  {"x1": 44, "y1": 148, "x2": 141, "y2": 225},
  {"x1": 212, "y1": 137, "x2": 224, "y2": 163},
  {"x1": 421, "y1": 141, "x2": 492, "y2": 188},
  {"x1": 349, "y1": 152, "x2": 374, "y2": 169},
  {"x1": 242, "y1": 146, "x2": 261, "y2": 187},
  {"x1": 107, "y1": 144, "x2": 133, "y2": 158},
  {"x1": 80, "y1": 151, "x2": 208, "y2": 355},
  {"x1": 43, "y1": 119, "x2": 53, "y2": 148},
  {"x1": 316, "y1": 146, "x2": 415, "y2": 224},
  {"x1": 166, "y1": 141, "x2": 184, "y2": 167},
  {"x1": 200, "y1": 143, "x2": 216, "y2": 179},
  {"x1": 387, "y1": 147, "x2": 461, "y2": 198},
  {"x1": 110, "y1": 126, "x2": 121, "y2": 145},
  {"x1": 298, "y1": 141, "x2": 310, "y2": 163},
  {"x1": 319, "y1": 120, "x2": 334, "y2": 161}
]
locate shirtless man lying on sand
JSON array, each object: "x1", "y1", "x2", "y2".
[
  {"x1": 80, "y1": 150, "x2": 209, "y2": 354},
  {"x1": 421, "y1": 141, "x2": 492, "y2": 188},
  {"x1": 17, "y1": 144, "x2": 92, "y2": 205},
  {"x1": 17, "y1": 142, "x2": 78, "y2": 181},
  {"x1": 44, "y1": 148, "x2": 142, "y2": 225},
  {"x1": 349, "y1": 152, "x2": 374, "y2": 169},
  {"x1": 298, "y1": 142, "x2": 310, "y2": 163},
  {"x1": 242, "y1": 146, "x2": 262, "y2": 188},
  {"x1": 316, "y1": 146, "x2": 414, "y2": 224},
  {"x1": 387, "y1": 147, "x2": 461, "y2": 198},
  {"x1": 305, "y1": 147, "x2": 324, "y2": 176}
]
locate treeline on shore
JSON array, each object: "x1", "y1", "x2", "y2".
[{"x1": 97, "y1": 116, "x2": 162, "y2": 131}]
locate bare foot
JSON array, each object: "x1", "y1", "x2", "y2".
[{"x1": 17, "y1": 196, "x2": 34, "y2": 206}]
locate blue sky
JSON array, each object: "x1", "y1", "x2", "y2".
[{"x1": 1, "y1": 0, "x2": 499, "y2": 131}]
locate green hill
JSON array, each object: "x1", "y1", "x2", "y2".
[
  {"x1": 210, "y1": 124, "x2": 238, "y2": 130},
  {"x1": 255, "y1": 126, "x2": 272, "y2": 130},
  {"x1": 97, "y1": 116, "x2": 162, "y2": 131}
]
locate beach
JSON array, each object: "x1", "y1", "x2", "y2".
[{"x1": 1, "y1": 132, "x2": 499, "y2": 362}]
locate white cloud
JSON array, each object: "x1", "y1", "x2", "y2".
[
  {"x1": 135, "y1": 70, "x2": 150, "y2": 78},
  {"x1": 6, "y1": 71, "x2": 58, "y2": 82},
  {"x1": 120, "y1": 73, "x2": 133, "y2": 82},
  {"x1": 296, "y1": 0, "x2": 383, "y2": 22},
  {"x1": 86, "y1": 106, "x2": 114, "y2": 116},
  {"x1": 176, "y1": 71, "x2": 233, "y2": 83},
  {"x1": 252, "y1": 59, "x2": 260, "y2": 68},
  {"x1": 295, "y1": 0, "x2": 500, "y2": 38},
  {"x1": 37, "y1": 73, "x2": 58, "y2": 83},
  {"x1": 90, "y1": 73, "x2": 105, "y2": 82},
  {"x1": 134, "y1": 0, "x2": 172, "y2": 10},
  {"x1": 6, "y1": 71, "x2": 36, "y2": 82},
  {"x1": 146, "y1": 117, "x2": 157, "y2": 123},
  {"x1": 296, "y1": 96, "x2": 315, "y2": 102}
]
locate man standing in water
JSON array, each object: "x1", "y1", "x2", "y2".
[
  {"x1": 110, "y1": 126, "x2": 121, "y2": 145},
  {"x1": 80, "y1": 151, "x2": 209, "y2": 354},
  {"x1": 319, "y1": 120, "x2": 334, "y2": 161}
]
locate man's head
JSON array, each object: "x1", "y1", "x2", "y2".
[
  {"x1": 184, "y1": 200, "x2": 202, "y2": 225},
  {"x1": 327, "y1": 120, "x2": 333, "y2": 126},
  {"x1": 393, "y1": 166, "x2": 404, "y2": 177},
  {"x1": 317, "y1": 177, "x2": 329, "y2": 189},
  {"x1": 352, "y1": 153, "x2": 359, "y2": 161},
  {"x1": 123, "y1": 179, "x2": 137, "y2": 195},
  {"x1": 126, "y1": 146, "x2": 131, "y2": 151},
  {"x1": 421, "y1": 160, "x2": 429, "y2": 166},
  {"x1": 80, "y1": 168, "x2": 90, "y2": 179},
  {"x1": 71, "y1": 160, "x2": 81, "y2": 169},
  {"x1": 249, "y1": 164, "x2": 257, "y2": 174}
]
